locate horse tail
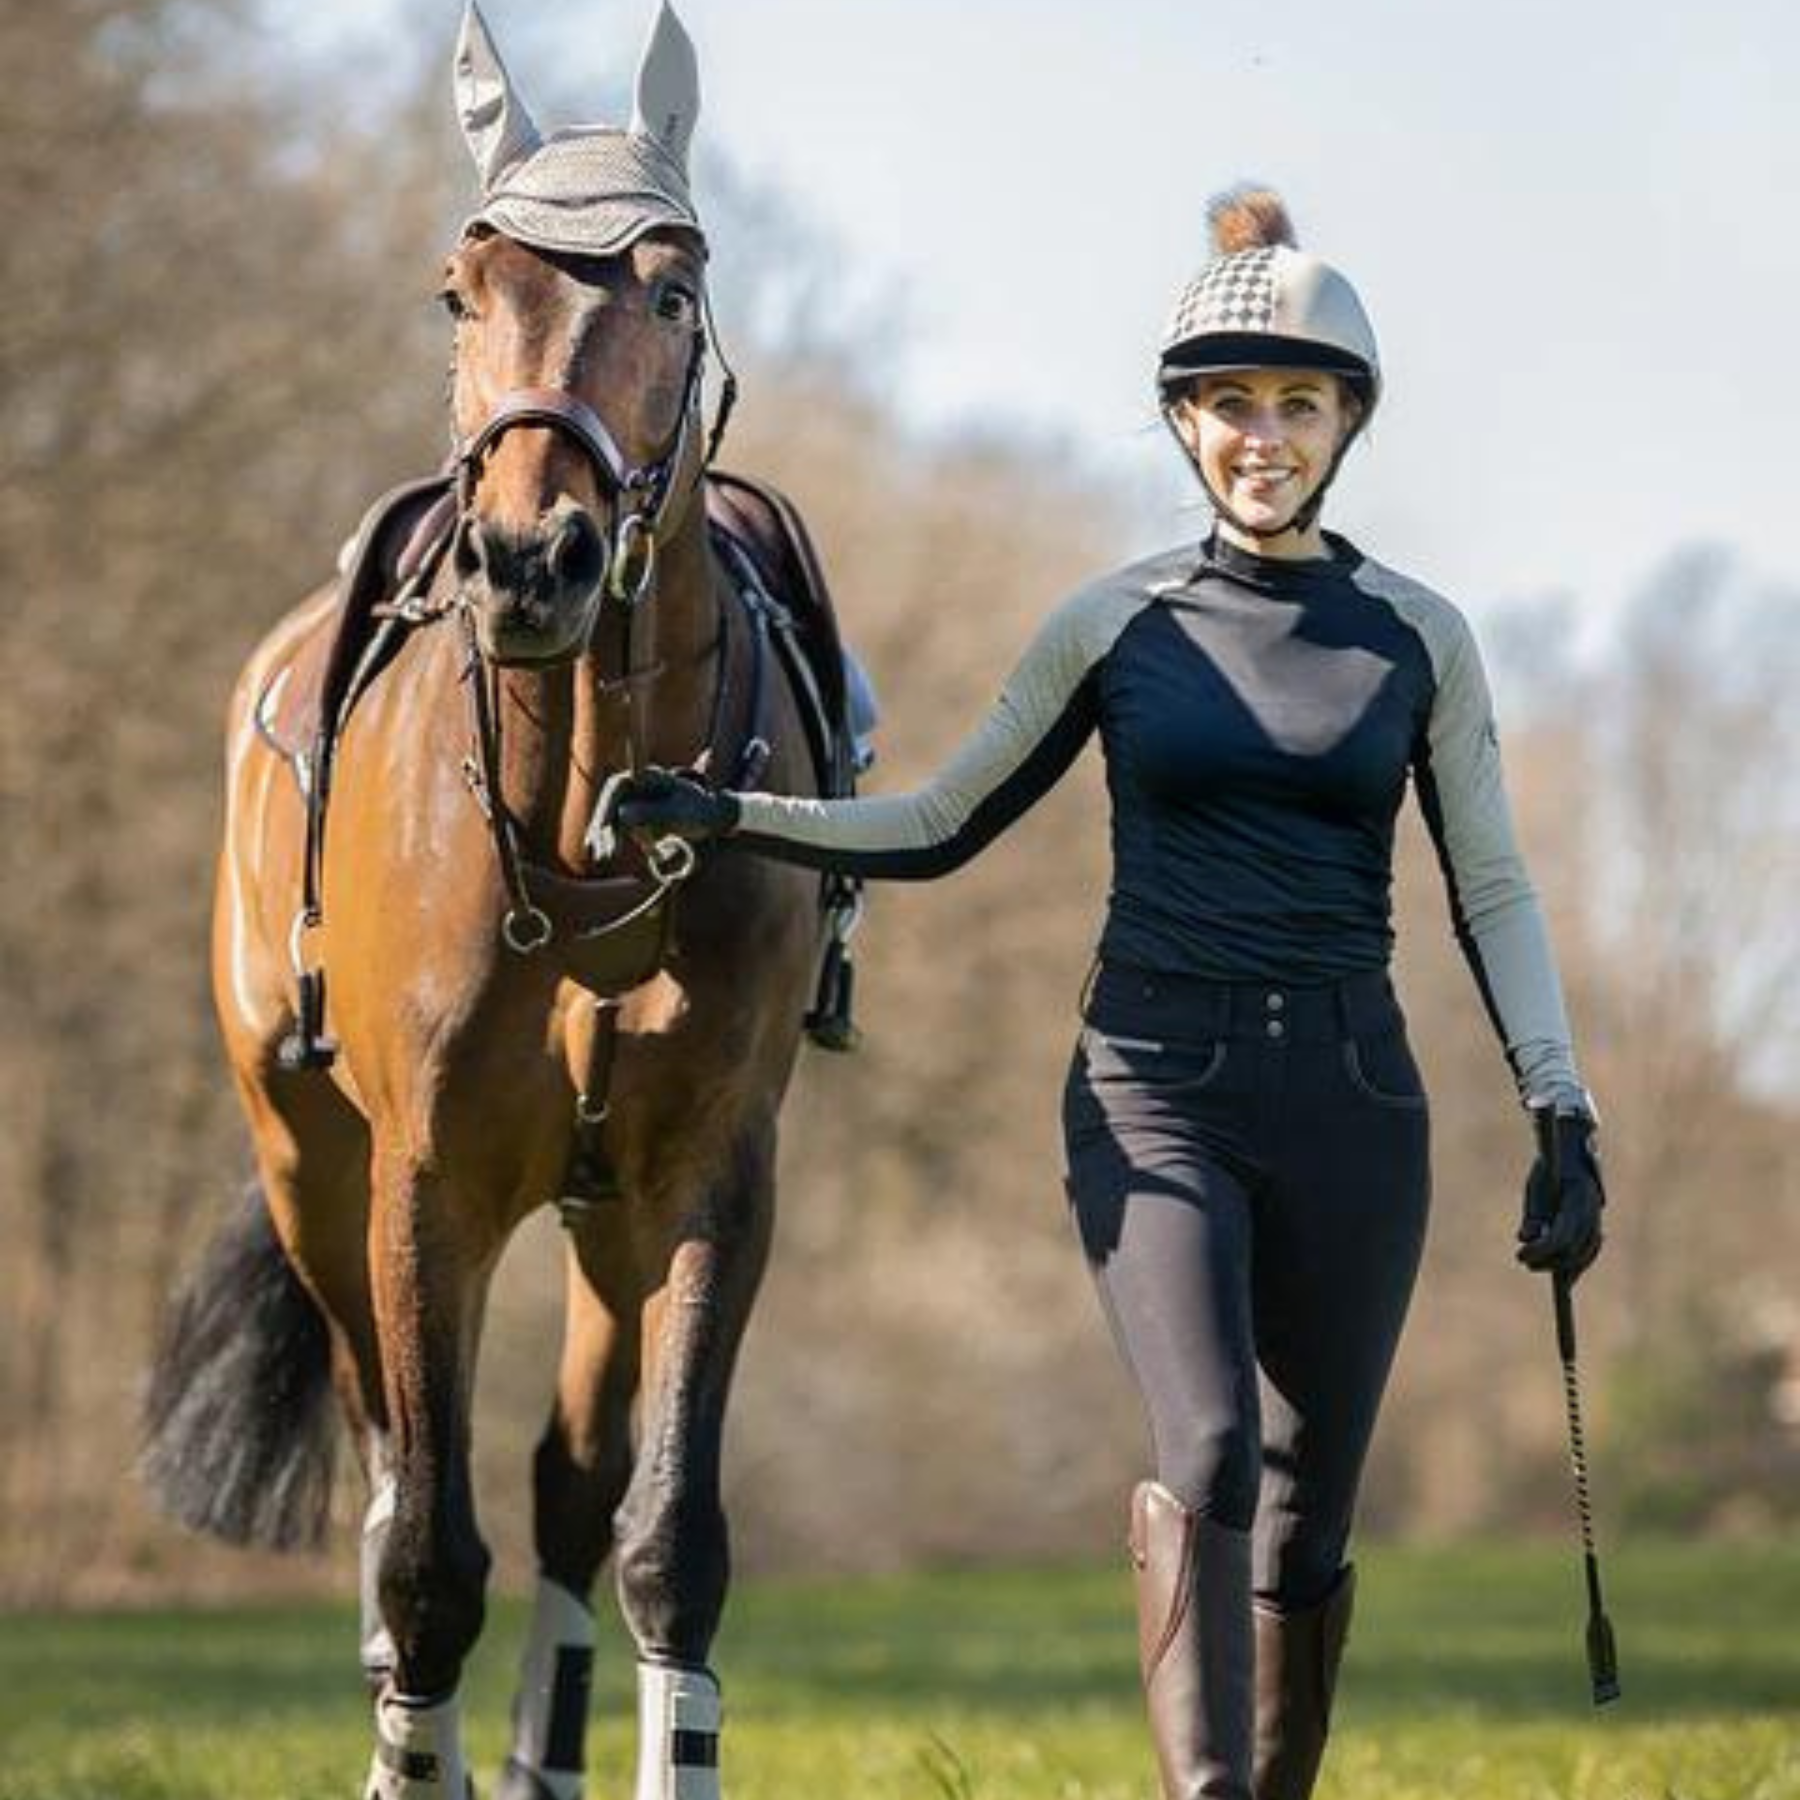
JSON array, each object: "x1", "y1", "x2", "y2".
[{"x1": 141, "y1": 1181, "x2": 338, "y2": 1550}]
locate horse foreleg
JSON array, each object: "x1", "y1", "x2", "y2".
[
  {"x1": 616, "y1": 1130, "x2": 776, "y2": 1800},
  {"x1": 364, "y1": 1146, "x2": 497, "y2": 1800},
  {"x1": 499, "y1": 1208, "x2": 644, "y2": 1800}
]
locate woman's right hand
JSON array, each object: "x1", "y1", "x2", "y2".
[{"x1": 612, "y1": 767, "x2": 742, "y2": 841}]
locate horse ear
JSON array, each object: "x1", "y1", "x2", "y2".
[
  {"x1": 455, "y1": 0, "x2": 542, "y2": 191},
  {"x1": 630, "y1": 0, "x2": 700, "y2": 172}
]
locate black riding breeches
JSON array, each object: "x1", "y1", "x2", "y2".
[{"x1": 1062, "y1": 963, "x2": 1431, "y2": 1610}]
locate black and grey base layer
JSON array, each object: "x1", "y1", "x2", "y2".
[{"x1": 733, "y1": 532, "x2": 1585, "y2": 1106}]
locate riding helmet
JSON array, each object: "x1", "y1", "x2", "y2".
[{"x1": 1157, "y1": 186, "x2": 1381, "y2": 415}]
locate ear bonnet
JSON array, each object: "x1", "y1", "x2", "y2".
[{"x1": 456, "y1": 0, "x2": 704, "y2": 256}]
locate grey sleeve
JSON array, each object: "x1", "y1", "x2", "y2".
[
  {"x1": 1379, "y1": 579, "x2": 1587, "y2": 1107},
  {"x1": 731, "y1": 581, "x2": 1144, "y2": 879}
]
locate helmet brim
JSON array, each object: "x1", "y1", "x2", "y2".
[{"x1": 1158, "y1": 332, "x2": 1376, "y2": 398}]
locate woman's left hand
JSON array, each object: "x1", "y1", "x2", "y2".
[{"x1": 1517, "y1": 1105, "x2": 1605, "y2": 1281}]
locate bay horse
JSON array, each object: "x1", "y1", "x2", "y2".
[{"x1": 144, "y1": 6, "x2": 827, "y2": 1795}]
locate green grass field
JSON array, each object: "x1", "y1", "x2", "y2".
[{"x1": 2, "y1": 1541, "x2": 1795, "y2": 1799}]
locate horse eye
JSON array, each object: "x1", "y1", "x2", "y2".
[
  {"x1": 654, "y1": 282, "x2": 697, "y2": 323},
  {"x1": 438, "y1": 287, "x2": 471, "y2": 323}
]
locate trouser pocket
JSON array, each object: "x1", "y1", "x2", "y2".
[{"x1": 1340, "y1": 1025, "x2": 1428, "y2": 1110}]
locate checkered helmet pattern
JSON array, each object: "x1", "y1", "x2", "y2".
[
  {"x1": 1167, "y1": 247, "x2": 1282, "y2": 339},
  {"x1": 1157, "y1": 243, "x2": 1381, "y2": 404}
]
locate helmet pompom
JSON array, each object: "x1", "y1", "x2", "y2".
[{"x1": 1206, "y1": 185, "x2": 1298, "y2": 256}]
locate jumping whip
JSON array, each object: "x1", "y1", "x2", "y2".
[{"x1": 1551, "y1": 1258, "x2": 1621, "y2": 1705}]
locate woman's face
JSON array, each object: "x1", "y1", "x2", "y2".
[{"x1": 1173, "y1": 369, "x2": 1359, "y2": 544}]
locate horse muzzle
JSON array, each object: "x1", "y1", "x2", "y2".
[{"x1": 460, "y1": 501, "x2": 610, "y2": 666}]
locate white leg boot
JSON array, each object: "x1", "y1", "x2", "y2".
[
  {"x1": 632, "y1": 1662, "x2": 722, "y2": 1800},
  {"x1": 366, "y1": 1687, "x2": 472, "y2": 1800},
  {"x1": 497, "y1": 1577, "x2": 597, "y2": 1800},
  {"x1": 359, "y1": 1475, "x2": 398, "y2": 1688}
]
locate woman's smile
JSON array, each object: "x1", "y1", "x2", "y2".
[{"x1": 1233, "y1": 462, "x2": 1298, "y2": 491}]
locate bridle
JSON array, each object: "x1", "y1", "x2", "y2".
[{"x1": 441, "y1": 272, "x2": 739, "y2": 957}]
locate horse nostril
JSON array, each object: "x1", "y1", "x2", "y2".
[
  {"x1": 547, "y1": 510, "x2": 606, "y2": 595},
  {"x1": 455, "y1": 519, "x2": 489, "y2": 583}
]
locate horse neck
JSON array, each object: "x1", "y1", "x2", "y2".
[{"x1": 494, "y1": 504, "x2": 722, "y2": 870}]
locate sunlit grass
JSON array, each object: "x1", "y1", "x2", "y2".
[{"x1": 3, "y1": 1540, "x2": 1795, "y2": 1798}]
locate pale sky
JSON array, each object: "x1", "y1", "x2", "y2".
[{"x1": 302, "y1": 0, "x2": 1794, "y2": 632}]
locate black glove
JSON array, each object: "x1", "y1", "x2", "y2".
[
  {"x1": 1517, "y1": 1103, "x2": 1605, "y2": 1282},
  {"x1": 611, "y1": 767, "x2": 741, "y2": 842}
]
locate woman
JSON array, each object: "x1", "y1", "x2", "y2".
[{"x1": 616, "y1": 187, "x2": 1605, "y2": 1800}]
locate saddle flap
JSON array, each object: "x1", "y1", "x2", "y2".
[
  {"x1": 254, "y1": 475, "x2": 455, "y2": 777},
  {"x1": 318, "y1": 476, "x2": 458, "y2": 742},
  {"x1": 704, "y1": 470, "x2": 851, "y2": 783}
]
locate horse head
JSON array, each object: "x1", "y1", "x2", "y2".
[{"x1": 445, "y1": 0, "x2": 711, "y2": 666}]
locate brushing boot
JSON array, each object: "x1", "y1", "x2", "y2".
[
  {"x1": 1129, "y1": 1481, "x2": 1255, "y2": 1800},
  {"x1": 1252, "y1": 1565, "x2": 1355, "y2": 1800}
]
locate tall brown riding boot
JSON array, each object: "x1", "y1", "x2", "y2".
[
  {"x1": 1252, "y1": 1566, "x2": 1355, "y2": 1800},
  {"x1": 1129, "y1": 1481, "x2": 1255, "y2": 1800}
]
